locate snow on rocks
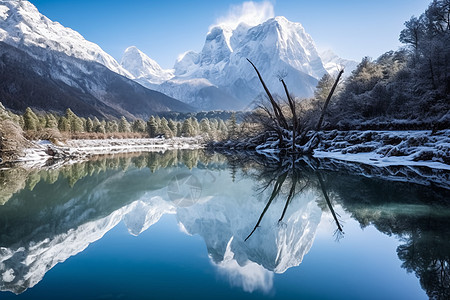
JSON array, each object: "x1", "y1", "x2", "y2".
[{"x1": 314, "y1": 130, "x2": 450, "y2": 170}]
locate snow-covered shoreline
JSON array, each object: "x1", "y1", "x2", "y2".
[
  {"x1": 5, "y1": 130, "x2": 450, "y2": 173},
  {"x1": 313, "y1": 130, "x2": 450, "y2": 171},
  {"x1": 14, "y1": 137, "x2": 205, "y2": 168}
]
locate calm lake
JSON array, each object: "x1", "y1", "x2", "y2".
[{"x1": 0, "y1": 150, "x2": 448, "y2": 300}]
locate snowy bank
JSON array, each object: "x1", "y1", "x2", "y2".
[
  {"x1": 16, "y1": 137, "x2": 204, "y2": 167},
  {"x1": 314, "y1": 130, "x2": 450, "y2": 171}
]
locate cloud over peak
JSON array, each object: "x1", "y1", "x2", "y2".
[{"x1": 213, "y1": 1, "x2": 275, "y2": 30}]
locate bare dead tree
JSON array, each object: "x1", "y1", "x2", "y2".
[
  {"x1": 246, "y1": 59, "x2": 344, "y2": 154},
  {"x1": 316, "y1": 69, "x2": 344, "y2": 131},
  {"x1": 247, "y1": 59, "x2": 289, "y2": 130}
]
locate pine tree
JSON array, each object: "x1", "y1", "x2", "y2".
[
  {"x1": 181, "y1": 119, "x2": 194, "y2": 137},
  {"x1": 227, "y1": 113, "x2": 238, "y2": 140},
  {"x1": 118, "y1": 116, "x2": 131, "y2": 133},
  {"x1": 147, "y1": 116, "x2": 158, "y2": 137},
  {"x1": 65, "y1": 108, "x2": 84, "y2": 133},
  {"x1": 45, "y1": 114, "x2": 58, "y2": 129},
  {"x1": 176, "y1": 122, "x2": 182, "y2": 137},
  {"x1": 200, "y1": 118, "x2": 211, "y2": 134},
  {"x1": 93, "y1": 117, "x2": 105, "y2": 133},
  {"x1": 23, "y1": 107, "x2": 39, "y2": 131},
  {"x1": 168, "y1": 119, "x2": 177, "y2": 132},
  {"x1": 86, "y1": 118, "x2": 94, "y2": 132},
  {"x1": 160, "y1": 118, "x2": 173, "y2": 138},
  {"x1": 132, "y1": 119, "x2": 146, "y2": 133},
  {"x1": 58, "y1": 117, "x2": 70, "y2": 132},
  {"x1": 106, "y1": 120, "x2": 118, "y2": 133},
  {"x1": 190, "y1": 117, "x2": 199, "y2": 135}
]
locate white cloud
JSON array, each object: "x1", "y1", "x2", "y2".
[{"x1": 213, "y1": 1, "x2": 275, "y2": 30}]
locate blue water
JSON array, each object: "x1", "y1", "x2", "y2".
[{"x1": 0, "y1": 151, "x2": 448, "y2": 299}]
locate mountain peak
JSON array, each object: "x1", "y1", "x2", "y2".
[
  {"x1": 319, "y1": 49, "x2": 358, "y2": 76},
  {"x1": 0, "y1": 0, "x2": 131, "y2": 77},
  {"x1": 121, "y1": 46, "x2": 173, "y2": 84}
]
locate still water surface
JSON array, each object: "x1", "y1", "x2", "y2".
[{"x1": 0, "y1": 150, "x2": 448, "y2": 299}]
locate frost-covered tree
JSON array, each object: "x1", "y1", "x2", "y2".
[
  {"x1": 168, "y1": 119, "x2": 177, "y2": 133},
  {"x1": 227, "y1": 113, "x2": 238, "y2": 140},
  {"x1": 105, "y1": 120, "x2": 118, "y2": 133},
  {"x1": 181, "y1": 119, "x2": 195, "y2": 137},
  {"x1": 200, "y1": 118, "x2": 211, "y2": 133},
  {"x1": 93, "y1": 117, "x2": 105, "y2": 133}
]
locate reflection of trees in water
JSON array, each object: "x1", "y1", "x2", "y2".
[
  {"x1": 221, "y1": 151, "x2": 450, "y2": 299},
  {"x1": 0, "y1": 150, "x2": 228, "y2": 205},
  {"x1": 2, "y1": 149, "x2": 449, "y2": 298},
  {"x1": 223, "y1": 153, "x2": 344, "y2": 242},
  {"x1": 323, "y1": 172, "x2": 450, "y2": 300}
]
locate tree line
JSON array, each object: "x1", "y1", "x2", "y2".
[{"x1": 15, "y1": 106, "x2": 237, "y2": 140}]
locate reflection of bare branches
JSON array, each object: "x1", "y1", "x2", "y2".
[
  {"x1": 334, "y1": 228, "x2": 345, "y2": 242},
  {"x1": 222, "y1": 151, "x2": 345, "y2": 242},
  {"x1": 245, "y1": 172, "x2": 288, "y2": 241},
  {"x1": 279, "y1": 181, "x2": 309, "y2": 223},
  {"x1": 317, "y1": 171, "x2": 344, "y2": 234}
]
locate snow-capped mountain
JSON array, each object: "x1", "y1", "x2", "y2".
[
  {"x1": 319, "y1": 49, "x2": 358, "y2": 77},
  {"x1": 122, "y1": 16, "x2": 352, "y2": 110},
  {"x1": 0, "y1": 0, "x2": 130, "y2": 77},
  {"x1": 0, "y1": 0, "x2": 192, "y2": 118},
  {"x1": 121, "y1": 46, "x2": 174, "y2": 85}
]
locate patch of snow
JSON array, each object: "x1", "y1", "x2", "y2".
[
  {"x1": 314, "y1": 150, "x2": 450, "y2": 170},
  {"x1": 0, "y1": 5, "x2": 9, "y2": 20},
  {"x1": 314, "y1": 130, "x2": 450, "y2": 170}
]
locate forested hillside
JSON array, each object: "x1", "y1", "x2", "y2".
[{"x1": 326, "y1": 0, "x2": 449, "y2": 129}]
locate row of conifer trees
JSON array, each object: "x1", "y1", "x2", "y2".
[{"x1": 17, "y1": 107, "x2": 239, "y2": 139}]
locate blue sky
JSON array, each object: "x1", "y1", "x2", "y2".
[{"x1": 29, "y1": 0, "x2": 431, "y2": 68}]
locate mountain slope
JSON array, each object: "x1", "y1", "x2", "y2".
[
  {"x1": 0, "y1": 0, "x2": 193, "y2": 118},
  {"x1": 0, "y1": 0, "x2": 130, "y2": 76}
]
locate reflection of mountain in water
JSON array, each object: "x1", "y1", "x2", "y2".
[
  {"x1": 0, "y1": 151, "x2": 324, "y2": 294},
  {"x1": 0, "y1": 150, "x2": 449, "y2": 297},
  {"x1": 0, "y1": 151, "x2": 219, "y2": 294}
]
